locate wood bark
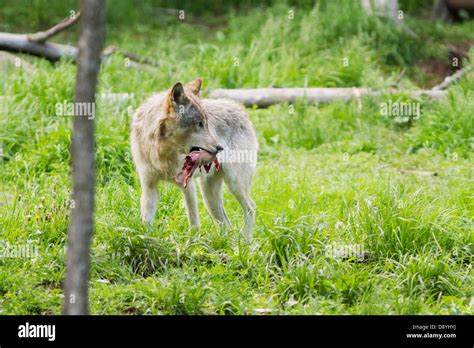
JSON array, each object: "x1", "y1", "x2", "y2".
[
  {"x1": 64, "y1": 0, "x2": 105, "y2": 315},
  {"x1": 432, "y1": 65, "x2": 472, "y2": 90},
  {"x1": 208, "y1": 88, "x2": 446, "y2": 108},
  {"x1": 0, "y1": 11, "x2": 156, "y2": 66},
  {"x1": 27, "y1": 12, "x2": 81, "y2": 43},
  {"x1": 0, "y1": 33, "x2": 78, "y2": 62}
]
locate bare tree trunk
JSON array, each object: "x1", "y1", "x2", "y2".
[{"x1": 64, "y1": 0, "x2": 105, "y2": 315}]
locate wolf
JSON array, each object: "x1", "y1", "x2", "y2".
[{"x1": 130, "y1": 79, "x2": 258, "y2": 240}]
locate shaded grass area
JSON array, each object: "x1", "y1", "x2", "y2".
[{"x1": 0, "y1": 1, "x2": 473, "y2": 314}]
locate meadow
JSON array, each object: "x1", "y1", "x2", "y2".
[{"x1": 0, "y1": 0, "x2": 472, "y2": 314}]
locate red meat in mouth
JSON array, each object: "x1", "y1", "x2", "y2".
[{"x1": 173, "y1": 148, "x2": 220, "y2": 188}]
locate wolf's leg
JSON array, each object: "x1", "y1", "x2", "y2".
[
  {"x1": 224, "y1": 165, "x2": 256, "y2": 241},
  {"x1": 199, "y1": 171, "x2": 230, "y2": 228},
  {"x1": 139, "y1": 175, "x2": 158, "y2": 225},
  {"x1": 182, "y1": 179, "x2": 200, "y2": 228}
]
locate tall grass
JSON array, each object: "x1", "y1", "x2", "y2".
[{"x1": 0, "y1": 1, "x2": 472, "y2": 315}]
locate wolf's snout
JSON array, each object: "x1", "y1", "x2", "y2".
[{"x1": 214, "y1": 144, "x2": 224, "y2": 153}]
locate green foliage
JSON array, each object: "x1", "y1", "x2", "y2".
[
  {"x1": 406, "y1": 78, "x2": 474, "y2": 158},
  {"x1": 0, "y1": 1, "x2": 472, "y2": 315}
]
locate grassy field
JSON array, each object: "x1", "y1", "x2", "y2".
[{"x1": 0, "y1": 0, "x2": 473, "y2": 314}]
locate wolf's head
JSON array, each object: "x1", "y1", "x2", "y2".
[{"x1": 160, "y1": 79, "x2": 223, "y2": 157}]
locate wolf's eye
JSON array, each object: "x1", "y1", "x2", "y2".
[{"x1": 197, "y1": 121, "x2": 204, "y2": 128}]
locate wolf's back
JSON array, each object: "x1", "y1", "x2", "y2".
[{"x1": 202, "y1": 98, "x2": 258, "y2": 151}]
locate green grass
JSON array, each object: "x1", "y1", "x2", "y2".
[{"x1": 0, "y1": 0, "x2": 473, "y2": 315}]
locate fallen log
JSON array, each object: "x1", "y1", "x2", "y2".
[
  {"x1": 0, "y1": 12, "x2": 157, "y2": 67},
  {"x1": 0, "y1": 33, "x2": 78, "y2": 62},
  {"x1": 432, "y1": 65, "x2": 472, "y2": 90},
  {"x1": 0, "y1": 36, "x2": 158, "y2": 67},
  {"x1": 0, "y1": 12, "x2": 80, "y2": 62},
  {"x1": 0, "y1": 88, "x2": 448, "y2": 107},
  {"x1": 208, "y1": 88, "x2": 446, "y2": 107}
]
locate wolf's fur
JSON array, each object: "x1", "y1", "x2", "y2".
[{"x1": 131, "y1": 79, "x2": 258, "y2": 240}]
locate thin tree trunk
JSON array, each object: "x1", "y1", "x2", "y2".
[{"x1": 64, "y1": 0, "x2": 105, "y2": 315}]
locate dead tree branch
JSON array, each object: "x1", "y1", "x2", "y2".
[
  {"x1": 208, "y1": 88, "x2": 446, "y2": 108},
  {"x1": 0, "y1": 33, "x2": 78, "y2": 62},
  {"x1": 27, "y1": 12, "x2": 81, "y2": 43},
  {"x1": 102, "y1": 45, "x2": 159, "y2": 67},
  {"x1": 0, "y1": 12, "x2": 157, "y2": 67},
  {"x1": 432, "y1": 65, "x2": 472, "y2": 90}
]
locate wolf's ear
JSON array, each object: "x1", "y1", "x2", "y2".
[
  {"x1": 170, "y1": 82, "x2": 188, "y2": 105},
  {"x1": 185, "y1": 78, "x2": 202, "y2": 95}
]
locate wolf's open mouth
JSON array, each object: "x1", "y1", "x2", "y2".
[{"x1": 173, "y1": 147, "x2": 220, "y2": 187}]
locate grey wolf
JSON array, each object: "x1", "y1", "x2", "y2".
[{"x1": 130, "y1": 79, "x2": 258, "y2": 240}]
